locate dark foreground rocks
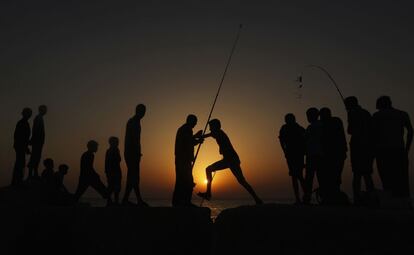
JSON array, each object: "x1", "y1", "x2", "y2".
[
  {"x1": 2, "y1": 184, "x2": 414, "y2": 255},
  {"x1": 0, "y1": 206, "x2": 212, "y2": 255},
  {"x1": 214, "y1": 204, "x2": 414, "y2": 255}
]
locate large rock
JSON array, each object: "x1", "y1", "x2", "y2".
[
  {"x1": 0, "y1": 206, "x2": 212, "y2": 255},
  {"x1": 213, "y1": 204, "x2": 414, "y2": 255}
]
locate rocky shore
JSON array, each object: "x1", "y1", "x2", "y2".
[{"x1": 1, "y1": 186, "x2": 414, "y2": 255}]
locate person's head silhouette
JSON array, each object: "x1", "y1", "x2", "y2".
[
  {"x1": 320, "y1": 107, "x2": 332, "y2": 121},
  {"x1": 306, "y1": 108, "x2": 319, "y2": 123},
  {"x1": 209, "y1": 119, "x2": 221, "y2": 133},
  {"x1": 58, "y1": 164, "x2": 69, "y2": 175},
  {"x1": 376, "y1": 96, "x2": 392, "y2": 110},
  {"x1": 344, "y1": 96, "x2": 358, "y2": 111},
  {"x1": 109, "y1": 136, "x2": 119, "y2": 148},
  {"x1": 135, "y1": 104, "x2": 146, "y2": 119},
  {"x1": 43, "y1": 158, "x2": 54, "y2": 170},
  {"x1": 285, "y1": 113, "x2": 296, "y2": 125},
  {"x1": 22, "y1": 108, "x2": 32, "y2": 120},
  {"x1": 39, "y1": 105, "x2": 47, "y2": 116},
  {"x1": 87, "y1": 140, "x2": 98, "y2": 153},
  {"x1": 186, "y1": 114, "x2": 198, "y2": 128}
]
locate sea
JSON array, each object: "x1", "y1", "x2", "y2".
[{"x1": 81, "y1": 197, "x2": 292, "y2": 219}]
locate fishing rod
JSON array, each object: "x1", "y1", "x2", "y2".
[
  {"x1": 191, "y1": 24, "x2": 243, "y2": 206},
  {"x1": 297, "y1": 65, "x2": 346, "y2": 107}
]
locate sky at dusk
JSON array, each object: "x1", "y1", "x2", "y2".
[{"x1": 1, "y1": 1, "x2": 414, "y2": 200}]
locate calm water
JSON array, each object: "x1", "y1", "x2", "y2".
[{"x1": 81, "y1": 197, "x2": 292, "y2": 219}]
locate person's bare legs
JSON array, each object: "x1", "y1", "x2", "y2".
[
  {"x1": 231, "y1": 165, "x2": 263, "y2": 205},
  {"x1": 198, "y1": 160, "x2": 228, "y2": 200}
]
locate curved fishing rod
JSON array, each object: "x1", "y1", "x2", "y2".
[
  {"x1": 298, "y1": 65, "x2": 346, "y2": 106},
  {"x1": 192, "y1": 24, "x2": 243, "y2": 205}
]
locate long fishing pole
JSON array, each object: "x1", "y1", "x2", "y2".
[
  {"x1": 298, "y1": 65, "x2": 346, "y2": 107},
  {"x1": 192, "y1": 24, "x2": 243, "y2": 206}
]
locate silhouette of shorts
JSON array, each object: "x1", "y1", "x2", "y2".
[{"x1": 208, "y1": 158, "x2": 246, "y2": 182}]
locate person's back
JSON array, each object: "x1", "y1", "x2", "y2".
[
  {"x1": 305, "y1": 120, "x2": 324, "y2": 157},
  {"x1": 348, "y1": 106, "x2": 372, "y2": 142},
  {"x1": 105, "y1": 147, "x2": 122, "y2": 174},
  {"x1": 175, "y1": 123, "x2": 195, "y2": 162},
  {"x1": 122, "y1": 104, "x2": 147, "y2": 206},
  {"x1": 279, "y1": 114, "x2": 306, "y2": 204},
  {"x1": 345, "y1": 97, "x2": 375, "y2": 204},
  {"x1": 14, "y1": 118, "x2": 30, "y2": 150},
  {"x1": 105, "y1": 137, "x2": 122, "y2": 205},
  {"x1": 321, "y1": 116, "x2": 347, "y2": 159},
  {"x1": 373, "y1": 108, "x2": 410, "y2": 150},
  {"x1": 280, "y1": 123, "x2": 306, "y2": 157},
  {"x1": 31, "y1": 114, "x2": 45, "y2": 146},
  {"x1": 81, "y1": 150, "x2": 98, "y2": 179},
  {"x1": 75, "y1": 140, "x2": 108, "y2": 201},
  {"x1": 212, "y1": 129, "x2": 240, "y2": 163},
  {"x1": 372, "y1": 96, "x2": 413, "y2": 199},
  {"x1": 124, "y1": 116, "x2": 141, "y2": 158}
]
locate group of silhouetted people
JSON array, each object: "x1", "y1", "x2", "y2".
[
  {"x1": 280, "y1": 95, "x2": 413, "y2": 206},
  {"x1": 11, "y1": 95, "x2": 412, "y2": 208},
  {"x1": 12, "y1": 104, "x2": 149, "y2": 206},
  {"x1": 173, "y1": 116, "x2": 263, "y2": 206},
  {"x1": 12, "y1": 106, "x2": 47, "y2": 185},
  {"x1": 11, "y1": 102, "x2": 264, "y2": 207}
]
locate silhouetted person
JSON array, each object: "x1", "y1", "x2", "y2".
[
  {"x1": 197, "y1": 119, "x2": 263, "y2": 205},
  {"x1": 105, "y1": 136, "x2": 122, "y2": 205},
  {"x1": 28, "y1": 105, "x2": 47, "y2": 179},
  {"x1": 304, "y1": 108, "x2": 324, "y2": 204},
  {"x1": 41, "y1": 158, "x2": 55, "y2": 187},
  {"x1": 320, "y1": 107, "x2": 348, "y2": 203},
  {"x1": 279, "y1": 113, "x2": 306, "y2": 204},
  {"x1": 344, "y1": 97, "x2": 375, "y2": 204},
  {"x1": 51, "y1": 164, "x2": 74, "y2": 205},
  {"x1": 74, "y1": 140, "x2": 108, "y2": 201},
  {"x1": 123, "y1": 104, "x2": 148, "y2": 206},
  {"x1": 373, "y1": 96, "x2": 413, "y2": 198},
  {"x1": 173, "y1": 115, "x2": 203, "y2": 207},
  {"x1": 54, "y1": 164, "x2": 70, "y2": 194},
  {"x1": 12, "y1": 108, "x2": 32, "y2": 186}
]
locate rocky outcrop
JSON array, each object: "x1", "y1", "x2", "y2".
[
  {"x1": 214, "y1": 204, "x2": 414, "y2": 255},
  {"x1": 0, "y1": 206, "x2": 212, "y2": 255}
]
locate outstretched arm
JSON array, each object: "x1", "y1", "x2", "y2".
[{"x1": 202, "y1": 133, "x2": 213, "y2": 139}]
